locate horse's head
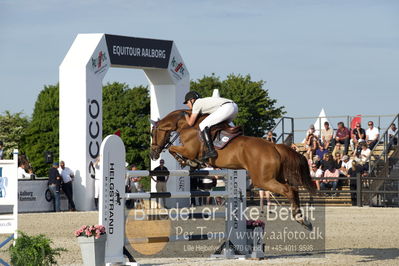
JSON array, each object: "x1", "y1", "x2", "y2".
[{"x1": 150, "y1": 110, "x2": 188, "y2": 160}]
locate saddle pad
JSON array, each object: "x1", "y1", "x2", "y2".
[{"x1": 213, "y1": 130, "x2": 241, "y2": 150}]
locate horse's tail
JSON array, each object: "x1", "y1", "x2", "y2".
[{"x1": 275, "y1": 144, "x2": 317, "y2": 195}]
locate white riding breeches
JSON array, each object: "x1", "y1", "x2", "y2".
[{"x1": 199, "y1": 102, "x2": 238, "y2": 131}]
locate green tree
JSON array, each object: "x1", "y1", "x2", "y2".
[
  {"x1": 0, "y1": 111, "x2": 29, "y2": 158},
  {"x1": 21, "y1": 84, "x2": 59, "y2": 176},
  {"x1": 102, "y1": 82, "x2": 150, "y2": 169},
  {"x1": 190, "y1": 74, "x2": 285, "y2": 137}
]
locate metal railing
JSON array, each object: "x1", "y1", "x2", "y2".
[
  {"x1": 248, "y1": 176, "x2": 399, "y2": 207},
  {"x1": 270, "y1": 117, "x2": 294, "y2": 145},
  {"x1": 311, "y1": 176, "x2": 399, "y2": 207},
  {"x1": 368, "y1": 114, "x2": 399, "y2": 177}
]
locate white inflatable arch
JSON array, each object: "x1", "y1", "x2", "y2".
[{"x1": 59, "y1": 34, "x2": 189, "y2": 210}]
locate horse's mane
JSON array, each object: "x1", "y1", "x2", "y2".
[{"x1": 163, "y1": 109, "x2": 208, "y2": 129}]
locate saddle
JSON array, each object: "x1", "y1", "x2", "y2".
[{"x1": 201, "y1": 123, "x2": 243, "y2": 150}]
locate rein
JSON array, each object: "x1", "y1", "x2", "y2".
[
  {"x1": 163, "y1": 132, "x2": 180, "y2": 150},
  {"x1": 152, "y1": 111, "x2": 189, "y2": 152}
]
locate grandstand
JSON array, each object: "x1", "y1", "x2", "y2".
[{"x1": 249, "y1": 114, "x2": 399, "y2": 207}]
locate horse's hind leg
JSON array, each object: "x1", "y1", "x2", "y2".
[{"x1": 263, "y1": 179, "x2": 313, "y2": 231}]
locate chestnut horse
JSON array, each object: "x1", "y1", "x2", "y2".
[{"x1": 150, "y1": 109, "x2": 316, "y2": 230}]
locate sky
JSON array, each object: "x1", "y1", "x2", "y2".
[{"x1": 1, "y1": 0, "x2": 398, "y2": 131}]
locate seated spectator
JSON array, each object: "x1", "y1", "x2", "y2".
[
  {"x1": 359, "y1": 142, "x2": 371, "y2": 172},
  {"x1": 290, "y1": 143, "x2": 299, "y2": 152},
  {"x1": 321, "y1": 121, "x2": 334, "y2": 150},
  {"x1": 388, "y1": 123, "x2": 398, "y2": 146},
  {"x1": 320, "y1": 153, "x2": 333, "y2": 171},
  {"x1": 310, "y1": 163, "x2": 323, "y2": 190},
  {"x1": 264, "y1": 131, "x2": 276, "y2": 143},
  {"x1": 305, "y1": 124, "x2": 318, "y2": 139},
  {"x1": 320, "y1": 162, "x2": 340, "y2": 196},
  {"x1": 305, "y1": 133, "x2": 319, "y2": 159},
  {"x1": 350, "y1": 122, "x2": 365, "y2": 155},
  {"x1": 315, "y1": 145, "x2": 328, "y2": 161},
  {"x1": 331, "y1": 122, "x2": 350, "y2": 155},
  {"x1": 334, "y1": 152, "x2": 343, "y2": 169},
  {"x1": 18, "y1": 162, "x2": 33, "y2": 179},
  {"x1": 340, "y1": 155, "x2": 353, "y2": 176},
  {"x1": 366, "y1": 121, "x2": 379, "y2": 150},
  {"x1": 313, "y1": 155, "x2": 322, "y2": 168}
]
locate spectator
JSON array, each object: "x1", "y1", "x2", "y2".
[
  {"x1": 305, "y1": 133, "x2": 319, "y2": 159},
  {"x1": 59, "y1": 161, "x2": 76, "y2": 211},
  {"x1": 212, "y1": 171, "x2": 225, "y2": 206},
  {"x1": 48, "y1": 162, "x2": 62, "y2": 212},
  {"x1": 315, "y1": 145, "x2": 328, "y2": 161},
  {"x1": 0, "y1": 141, "x2": 4, "y2": 160},
  {"x1": 340, "y1": 155, "x2": 353, "y2": 176},
  {"x1": 310, "y1": 163, "x2": 323, "y2": 190},
  {"x1": 351, "y1": 122, "x2": 366, "y2": 155},
  {"x1": 334, "y1": 152, "x2": 342, "y2": 169},
  {"x1": 152, "y1": 159, "x2": 169, "y2": 208},
  {"x1": 320, "y1": 153, "x2": 333, "y2": 171},
  {"x1": 305, "y1": 124, "x2": 318, "y2": 139},
  {"x1": 321, "y1": 122, "x2": 334, "y2": 150},
  {"x1": 290, "y1": 143, "x2": 299, "y2": 152},
  {"x1": 359, "y1": 142, "x2": 371, "y2": 172},
  {"x1": 18, "y1": 161, "x2": 33, "y2": 179},
  {"x1": 388, "y1": 123, "x2": 398, "y2": 146},
  {"x1": 93, "y1": 157, "x2": 100, "y2": 210},
  {"x1": 126, "y1": 164, "x2": 144, "y2": 208},
  {"x1": 264, "y1": 131, "x2": 276, "y2": 143},
  {"x1": 320, "y1": 162, "x2": 340, "y2": 196},
  {"x1": 331, "y1": 122, "x2": 350, "y2": 155},
  {"x1": 366, "y1": 121, "x2": 379, "y2": 150},
  {"x1": 313, "y1": 155, "x2": 322, "y2": 169},
  {"x1": 347, "y1": 160, "x2": 361, "y2": 206}
]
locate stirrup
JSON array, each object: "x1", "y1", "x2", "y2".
[{"x1": 202, "y1": 148, "x2": 218, "y2": 160}]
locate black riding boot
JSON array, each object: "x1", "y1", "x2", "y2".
[{"x1": 201, "y1": 127, "x2": 218, "y2": 160}]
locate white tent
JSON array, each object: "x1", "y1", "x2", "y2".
[{"x1": 313, "y1": 108, "x2": 330, "y2": 137}]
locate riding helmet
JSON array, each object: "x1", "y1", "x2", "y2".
[{"x1": 183, "y1": 91, "x2": 201, "y2": 104}]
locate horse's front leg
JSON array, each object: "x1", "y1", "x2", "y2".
[
  {"x1": 169, "y1": 145, "x2": 197, "y2": 161},
  {"x1": 168, "y1": 147, "x2": 187, "y2": 167}
]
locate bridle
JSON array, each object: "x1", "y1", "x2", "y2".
[
  {"x1": 152, "y1": 123, "x2": 179, "y2": 152},
  {"x1": 151, "y1": 112, "x2": 187, "y2": 153}
]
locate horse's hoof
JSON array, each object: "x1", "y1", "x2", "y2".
[
  {"x1": 299, "y1": 219, "x2": 313, "y2": 231},
  {"x1": 187, "y1": 160, "x2": 199, "y2": 168},
  {"x1": 177, "y1": 159, "x2": 187, "y2": 167}
]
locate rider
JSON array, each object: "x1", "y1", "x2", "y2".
[{"x1": 183, "y1": 91, "x2": 238, "y2": 160}]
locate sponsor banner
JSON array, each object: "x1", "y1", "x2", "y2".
[
  {"x1": 90, "y1": 50, "x2": 109, "y2": 75},
  {"x1": 18, "y1": 180, "x2": 68, "y2": 213},
  {"x1": 0, "y1": 163, "x2": 17, "y2": 205},
  {"x1": 105, "y1": 34, "x2": 173, "y2": 68},
  {"x1": 168, "y1": 43, "x2": 188, "y2": 81}
]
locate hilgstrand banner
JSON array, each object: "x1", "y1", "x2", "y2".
[
  {"x1": 99, "y1": 135, "x2": 125, "y2": 263},
  {"x1": 105, "y1": 34, "x2": 173, "y2": 68}
]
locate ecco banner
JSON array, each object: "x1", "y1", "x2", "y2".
[{"x1": 105, "y1": 34, "x2": 173, "y2": 68}]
